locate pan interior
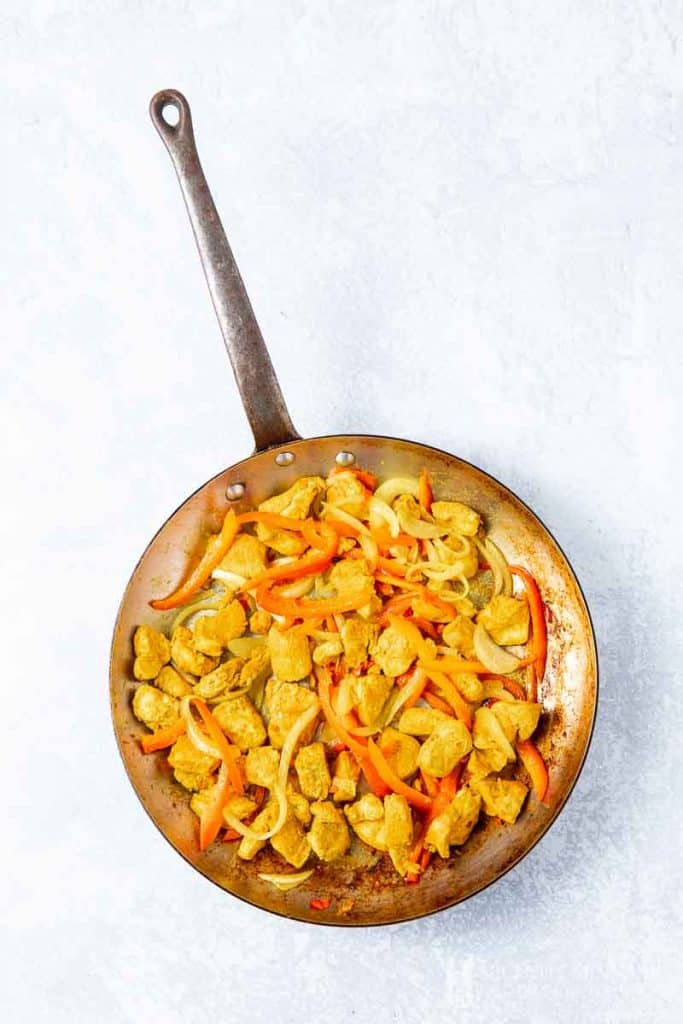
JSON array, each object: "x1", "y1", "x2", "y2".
[{"x1": 110, "y1": 434, "x2": 597, "y2": 926}]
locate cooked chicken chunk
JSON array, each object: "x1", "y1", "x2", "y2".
[
  {"x1": 249, "y1": 610, "x2": 272, "y2": 634},
  {"x1": 271, "y1": 811, "x2": 311, "y2": 868},
  {"x1": 192, "y1": 601, "x2": 247, "y2": 656},
  {"x1": 477, "y1": 595, "x2": 530, "y2": 646},
  {"x1": 425, "y1": 786, "x2": 482, "y2": 858},
  {"x1": 308, "y1": 801, "x2": 351, "y2": 861},
  {"x1": 340, "y1": 616, "x2": 377, "y2": 669},
  {"x1": 398, "y1": 706, "x2": 451, "y2": 737},
  {"x1": 473, "y1": 777, "x2": 528, "y2": 824},
  {"x1": 466, "y1": 747, "x2": 508, "y2": 781},
  {"x1": 218, "y1": 533, "x2": 267, "y2": 580},
  {"x1": 171, "y1": 626, "x2": 218, "y2": 677},
  {"x1": 286, "y1": 785, "x2": 312, "y2": 826},
  {"x1": 256, "y1": 476, "x2": 325, "y2": 555},
  {"x1": 245, "y1": 745, "x2": 279, "y2": 789},
  {"x1": 491, "y1": 701, "x2": 541, "y2": 742},
  {"x1": 312, "y1": 637, "x2": 344, "y2": 666},
  {"x1": 294, "y1": 742, "x2": 331, "y2": 800},
  {"x1": 372, "y1": 623, "x2": 415, "y2": 677},
  {"x1": 268, "y1": 624, "x2": 312, "y2": 682},
  {"x1": 155, "y1": 665, "x2": 193, "y2": 698},
  {"x1": 193, "y1": 658, "x2": 244, "y2": 699},
  {"x1": 345, "y1": 793, "x2": 387, "y2": 851},
  {"x1": 328, "y1": 558, "x2": 375, "y2": 604},
  {"x1": 452, "y1": 671, "x2": 484, "y2": 703},
  {"x1": 265, "y1": 680, "x2": 319, "y2": 748},
  {"x1": 473, "y1": 706, "x2": 516, "y2": 764},
  {"x1": 212, "y1": 694, "x2": 266, "y2": 749},
  {"x1": 239, "y1": 647, "x2": 271, "y2": 689},
  {"x1": 351, "y1": 671, "x2": 393, "y2": 726},
  {"x1": 237, "y1": 801, "x2": 278, "y2": 860},
  {"x1": 383, "y1": 794, "x2": 414, "y2": 876},
  {"x1": 168, "y1": 735, "x2": 217, "y2": 790},
  {"x1": 326, "y1": 470, "x2": 369, "y2": 517},
  {"x1": 430, "y1": 500, "x2": 481, "y2": 536},
  {"x1": 132, "y1": 684, "x2": 179, "y2": 731},
  {"x1": 409, "y1": 597, "x2": 452, "y2": 623},
  {"x1": 442, "y1": 615, "x2": 477, "y2": 659},
  {"x1": 330, "y1": 750, "x2": 360, "y2": 802},
  {"x1": 379, "y1": 727, "x2": 420, "y2": 779},
  {"x1": 418, "y1": 719, "x2": 472, "y2": 777},
  {"x1": 133, "y1": 625, "x2": 171, "y2": 680},
  {"x1": 172, "y1": 769, "x2": 214, "y2": 792},
  {"x1": 191, "y1": 786, "x2": 255, "y2": 820}
]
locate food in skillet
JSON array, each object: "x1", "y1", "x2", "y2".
[{"x1": 131, "y1": 468, "x2": 550, "y2": 888}]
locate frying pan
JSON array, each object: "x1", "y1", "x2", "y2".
[{"x1": 110, "y1": 89, "x2": 598, "y2": 926}]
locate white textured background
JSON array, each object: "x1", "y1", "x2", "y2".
[{"x1": 2, "y1": 3, "x2": 682, "y2": 1021}]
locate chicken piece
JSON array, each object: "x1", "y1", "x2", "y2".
[
  {"x1": 171, "y1": 626, "x2": 218, "y2": 677},
  {"x1": 409, "y1": 597, "x2": 452, "y2": 623},
  {"x1": 383, "y1": 793, "x2": 414, "y2": 875},
  {"x1": 330, "y1": 750, "x2": 360, "y2": 802},
  {"x1": 379, "y1": 727, "x2": 420, "y2": 779},
  {"x1": 328, "y1": 558, "x2": 375, "y2": 604},
  {"x1": 270, "y1": 811, "x2": 311, "y2": 868},
  {"x1": 425, "y1": 786, "x2": 482, "y2": 858},
  {"x1": 132, "y1": 684, "x2": 179, "y2": 731},
  {"x1": 245, "y1": 745, "x2": 279, "y2": 789},
  {"x1": 312, "y1": 638, "x2": 344, "y2": 666},
  {"x1": 340, "y1": 616, "x2": 377, "y2": 669},
  {"x1": 418, "y1": 719, "x2": 472, "y2": 777},
  {"x1": 491, "y1": 701, "x2": 542, "y2": 742},
  {"x1": 338, "y1": 537, "x2": 357, "y2": 555},
  {"x1": 345, "y1": 794, "x2": 387, "y2": 851},
  {"x1": 237, "y1": 801, "x2": 279, "y2": 861},
  {"x1": 155, "y1": 665, "x2": 193, "y2": 698},
  {"x1": 223, "y1": 794, "x2": 258, "y2": 822},
  {"x1": 357, "y1": 594, "x2": 383, "y2": 620},
  {"x1": 351, "y1": 672, "x2": 393, "y2": 726},
  {"x1": 473, "y1": 777, "x2": 528, "y2": 824},
  {"x1": 192, "y1": 601, "x2": 247, "y2": 656},
  {"x1": 453, "y1": 671, "x2": 484, "y2": 703},
  {"x1": 453, "y1": 596, "x2": 477, "y2": 618},
  {"x1": 397, "y1": 706, "x2": 451, "y2": 737},
  {"x1": 473, "y1": 706, "x2": 516, "y2": 764},
  {"x1": 192, "y1": 658, "x2": 244, "y2": 700},
  {"x1": 309, "y1": 800, "x2": 351, "y2": 861},
  {"x1": 174, "y1": 768, "x2": 215, "y2": 792},
  {"x1": 294, "y1": 742, "x2": 331, "y2": 800},
  {"x1": 239, "y1": 647, "x2": 271, "y2": 689},
  {"x1": 466, "y1": 747, "x2": 508, "y2": 781},
  {"x1": 265, "y1": 680, "x2": 319, "y2": 748},
  {"x1": 326, "y1": 470, "x2": 369, "y2": 517},
  {"x1": 168, "y1": 734, "x2": 218, "y2": 782},
  {"x1": 430, "y1": 500, "x2": 481, "y2": 537},
  {"x1": 442, "y1": 537, "x2": 479, "y2": 579},
  {"x1": 218, "y1": 534, "x2": 267, "y2": 580},
  {"x1": 286, "y1": 785, "x2": 312, "y2": 826},
  {"x1": 249, "y1": 609, "x2": 272, "y2": 635},
  {"x1": 372, "y1": 623, "x2": 415, "y2": 677},
  {"x1": 212, "y1": 695, "x2": 266, "y2": 749},
  {"x1": 268, "y1": 624, "x2": 312, "y2": 682},
  {"x1": 133, "y1": 625, "x2": 171, "y2": 680},
  {"x1": 477, "y1": 595, "x2": 530, "y2": 647},
  {"x1": 256, "y1": 476, "x2": 325, "y2": 555},
  {"x1": 442, "y1": 615, "x2": 477, "y2": 659}
]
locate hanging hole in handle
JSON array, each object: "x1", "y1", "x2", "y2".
[{"x1": 161, "y1": 102, "x2": 180, "y2": 128}]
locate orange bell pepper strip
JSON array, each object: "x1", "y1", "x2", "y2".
[
  {"x1": 328, "y1": 466, "x2": 378, "y2": 491},
  {"x1": 374, "y1": 572, "x2": 456, "y2": 620},
  {"x1": 510, "y1": 566, "x2": 547, "y2": 683},
  {"x1": 423, "y1": 691, "x2": 455, "y2": 716},
  {"x1": 191, "y1": 698, "x2": 244, "y2": 794},
  {"x1": 139, "y1": 718, "x2": 186, "y2": 754},
  {"x1": 483, "y1": 674, "x2": 528, "y2": 701},
  {"x1": 402, "y1": 668, "x2": 429, "y2": 709},
  {"x1": 517, "y1": 739, "x2": 549, "y2": 803},
  {"x1": 199, "y1": 759, "x2": 232, "y2": 851},
  {"x1": 418, "y1": 470, "x2": 433, "y2": 513},
  {"x1": 370, "y1": 525, "x2": 418, "y2": 551},
  {"x1": 376, "y1": 556, "x2": 407, "y2": 577},
  {"x1": 366, "y1": 739, "x2": 432, "y2": 812},
  {"x1": 420, "y1": 770, "x2": 439, "y2": 798},
  {"x1": 316, "y1": 668, "x2": 390, "y2": 798},
  {"x1": 149, "y1": 509, "x2": 240, "y2": 610},
  {"x1": 405, "y1": 766, "x2": 461, "y2": 882},
  {"x1": 255, "y1": 580, "x2": 370, "y2": 620},
  {"x1": 526, "y1": 663, "x2": 538, "y2": 703},
  {"x1": 423, "y1": 669, "x2": 473, "y2": 730},
  {"x1": 240, "y1": 522, "x2": 338, "y2": 591}
]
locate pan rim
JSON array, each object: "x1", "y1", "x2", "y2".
[{"x1": 109, "y1": 431, "x2": 599, "y2": 927}]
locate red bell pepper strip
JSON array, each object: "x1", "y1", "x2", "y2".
[
  {"x1": 310, "y1": 897, "x2": 332, "y2": 911},
  {"x1": 150, "y1": 510, "x2": 240, "y2": 610},
  {"x1": 517, "y1": 739, "x2": 549, "y2": 803},
  {"x1": 240, "y1": 521, "x2": 338, "y2": 591},
  {"x1": 255, "y1": 580, "x2": 370, "y2": 620},
  {"x1": 191, "y1": 698, "x2": 244, "y2": 795},
  {"x1": 510, "y1": 566, "x2": 547, "y2": 683},
  {"x1": 366, "y1": 739, "x2": 432, "y2": 812},
  {"x1": 316, "y1": 668, "x2": 390, "y2": 798},
  {"x1": 418, "y1": 470, "x2": 433, "y2": 513},
  {"x1": 199, "y1": 760, "x2": 232, "y2": 851},
  {"x1": 139, "y1": 718, "x2": 186, "y2": 754},
  {"x1": 423, "y1": 669, "x2": 473, "y2": 730}
]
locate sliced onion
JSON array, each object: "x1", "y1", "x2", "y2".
[
  {"x1": 434, "y1": 534, "x2": 470, "y2": 559},
  {"x1": 379, "y1": 670, "x2": 426, "y2": 728},
  {"x1": 323, "y1": 502, "x2": 371, "y2": 535},
  {"x1": 171, "y1": 593, "x2": 225, "y2": 632},
  {"x1": 368, "y1": 496, "x2": 400, "y2": 537},
  {"x1": 395, "y1": 500, "x2": 448, "y2": 540},
  {"x1": 227, "y1": 636, "x2": 267, "y2": 658},
  {"x1": 406, "y1": 561, "x2": 470, "y2": 590},
  {"x1": 474, "y1": 537, "x2": 512, "y2": 598},
  {"x1": 334, "y1": 674, "x2": 356, "y2": 716},
  {"x1": 476, "y1": 705, "x2": 516, "y2": 761},
  {"x1": 257, "y1": 869, "x2": 314, "y2": 891},
  {"x1": 358, "y1": 532, "x2": 379, "y2": 569},
  {"x1": 481, "y1": 681, "x2": 517, "y2": 702},
  {"x1": 278, "y1": 575, "x2": 315, "y2": 599},
  {"x1": 473, "y1": 623, "x2": 521, "y2": 674},
  {"x1": 181, "y1": 696, "x2": 224, "y2": 759},
  {"x1": 374, "y1": 477, "x2": 420, "y2": 505},
  {"x1": 211, "y1": 569, "x2": 248, "y2": 587}
]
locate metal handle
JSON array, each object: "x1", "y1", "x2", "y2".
[{"x1": 149, "y1": 89, "x2": 300, "y2": 452}]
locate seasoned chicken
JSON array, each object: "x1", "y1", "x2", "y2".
[
  {"x1": 294, "y1": 742, "x2": 331, "y2": 800},
  {"x1": 249, "y1": 609, "x2": 272, "y2": 635},
  {"x1": 477, "y1": 595, "x2": 530, "y2": 647},
  {"x1": 397, "y1": 706, "x2": 451, "y2": 737},
  {"x1": 192, "y1": 601, "x2": 247, "y2": 656},
  {"x1": 383, "y1": 794, "x2": 414, "y2": 876},
  {"x1": 418, "y1": 719, "x2": 472, "y2": 777},
  {"x1": 168, "y1": 735, "x2": 218, "y2": 791},
  {"x1": 345, "y1": 794, "x2": 387, "y2": 851},
  {"x1": 330, "y1": 750, "x2": 360, "y2": 802},
  {"x1": 237, "y1": 801, "x2": 278, "y2": 860},
  {"x1": 452, "y1": 671, "x2": 484, "y2": 703},
  {"x1": 425, "y1": 786, "x2": 482, "y2": 858},
  {"x1": 340, "y1": 616, "x2": 377, "y2": 669},
  {"x1": 171, "y1": 626, "x2": 218, "y2": 677},
  {"x1": 473, "y1": 777, "x2": 528, "y2": 824},
  {"x1": 430, "y1": 500, "x2": 481, "y2": 536},
  {"x1": 379, "y1": 727, "x2": 420, "y2": 779},
  {"x1": 218, "y1": 533, "x2": 267, "y2": 580},
  {"x1": 256, "y1": 476, "x2": 325, "y2": 555},
  {"x1": 286, "y1": 785, "x2": 312, "y2": 826},
  {"x1": 409, "y1": 596, "x2": 452, "y2": 623},
  {"x1": 155, "y1": 665, "x2": 193, "y2": 698},
  {"x1": 466, "y1": 746, "x2": 508, "y2": 781},
  {"x1": 309, "y1": 801, "x2": 351, "y2": 861},
  {"x1": 473, "y1": 705, "x2": 516, "y2": 766},
  {"x1": 326, "y1": 470, "x2": 369, "y2": 517},
  {"x1": 372, "y1": 623, "x2": 415, "y2": 677},
  {"x1": 133, "y1": 625, "x2": 171, "y2": 680},
  {"x1": 312, "y1": 637, "x2": 344, "y2": 666},
  {"x1": 191, "y1": 789, "x2": 258, "y2": 821},
  {"x1": 328, "y1": 558, "x2": 375, "y2": 604},
  {"x1": 452, "y1": 595, "x2": 477, "y2": 618},
  {"x1": 245, "y1": 745, "x2": 279, "y2": 789},
  {"x1": 271, "y1": 811, "x2": 311, "y2": 868},
  {"x1": 442, "y1": 615, "x2": 477, "y2": 659},
  {"x1": 265, "y1": 680, "x2": 319, "y2": 748},
  {"x1": 239, "y1": 647, "x2": 271, "y2": 689},
  {"x1": 212, "y1": 694, "x2": 266, "y2": 749},
  {"x1": 491, "y1": 701, "x2": 541, "y2": 742},
  {"x1": 193, "y1": 658, "x2": 244, "y2": 699},
  {"x1": 132, "y1": 684, "x2": 179, "y2": 731},
  {"x1": 351, "y1": 671, "x2": 393, "y2": 726},
  {"x1": 268, "y1": 624, "x2": 312, "y2": 682}
]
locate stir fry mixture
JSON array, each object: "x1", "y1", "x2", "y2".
[{"x1": 131, "y1": 468, "x2": 550, "y2": 889}]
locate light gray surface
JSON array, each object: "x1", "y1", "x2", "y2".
[{"x1": 2, "y1": 3, "x2": 682, "y2": 1022}]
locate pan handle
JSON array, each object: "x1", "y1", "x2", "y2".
[{"x1": 149, "y1": 89, "x2": 300, "y2": 453}]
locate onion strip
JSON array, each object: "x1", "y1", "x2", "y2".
[
  {"x1": 181, "y1": 696, "x2": 224, "y2": 760},
  {"x1": 374, "y1": 477, "x2": 420, "y2": 505},
  {"x1": 257, "y1": 869, "x2": 314, "y2": 891}
]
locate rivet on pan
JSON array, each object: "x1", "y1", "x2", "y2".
[
  {"x1": 275, "y1": 452, "x2": 295, "y2": 466},
  {"x1": 335, "y1": 451, "x2": 356, "y2": 467},
  {"x1": 225, "y1": 483, "x2": 245, "y2": 501}
]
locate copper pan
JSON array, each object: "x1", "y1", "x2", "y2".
[{"x1": 110, "y1": 89, "x2": 598, "y2": 927}]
